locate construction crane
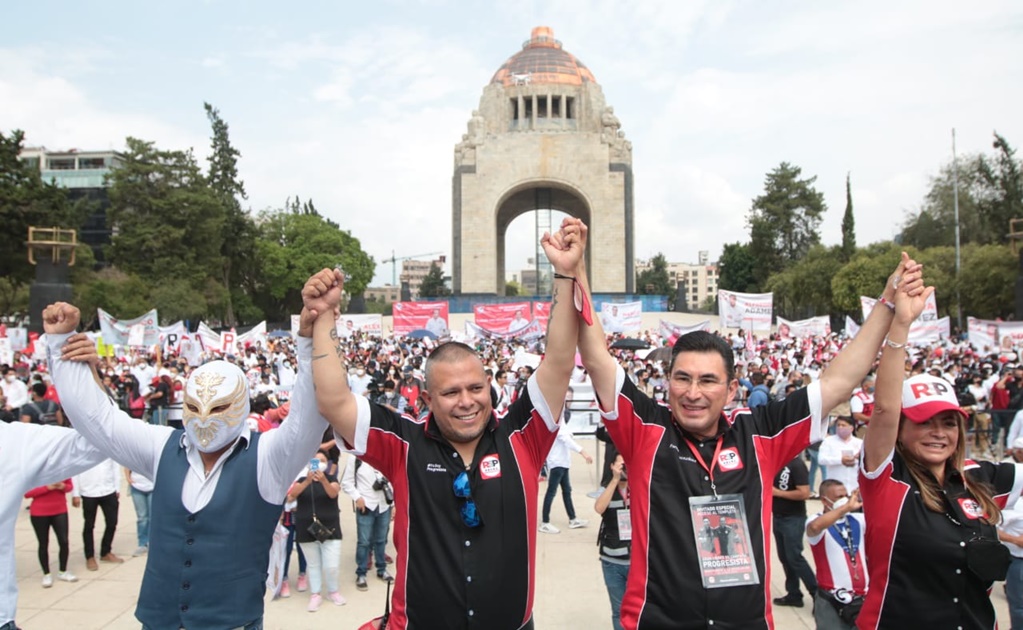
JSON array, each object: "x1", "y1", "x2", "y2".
[{"x1": 381, "y1": 251, "x2": 445, "y2": 286}]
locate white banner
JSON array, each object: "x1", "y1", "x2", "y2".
[
  {"x1": 776, "y1": 315, "x2": 831, "y2": 339},
  {"x1": 996, "y1": 321, "x2": 1023, "y2": 352},
  {"x1": 289, "y1": 314, "x2": 383, "y2": 338},
  {"x1": 177, "y1": 333, "x2": 204, "y2": 366},
  {"x1": 98, "y1": 308, "x2": 160, "y2": 347},
  {"x1": 600, "y1": 301, "x2": 642, "y2": 333},
  {"x1": 159, "y1": 322, "x2": 187, "y2": 353},
  {"x1": 196, "y1": 322, "x2": 222, "y2": 354},
  {"x1": 464, "y1": 320, "x2": 545, "y2": 341},
  {"x1": 717, "y1": 290, "x2": 773, "y2": 331},
  {"x1": 237, "y1": 321, "x2": 267, "y2": 348},
  {"x1": 861, "y1": 293, "x2": 941, "y2": 344},
  {"x1": 658, "y1": 319, "x2": 711, "y2": 343},
  {"x1": 968, "y1": 317, "x2": 1000, "y2": 352},
  {"x1": 6, "y1": 327, "x2": 28, "y2": 352},
  {"x1": 844, "y1": 315, "x2": 860, "y2": 338}
]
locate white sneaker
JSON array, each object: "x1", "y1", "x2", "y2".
[
  {"x1": 58, "y1": 571, "x2": 78, "y2": 583},
  {"x1": 568, "y1": 518, "x2": 589, "y2": 529},
  {"x1": 41, "y1": 574, "x2": 53, "y2": 588},
  {"x1": 132, "y1": 546, "x2": 148, "y2": 557},
  {"x1": 538, "y1": 522, "x2": 560, "y2": 534}
]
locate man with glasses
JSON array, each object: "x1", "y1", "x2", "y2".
[{"x1": 306, "y1": 219, "x2": 585, "y2": 629}]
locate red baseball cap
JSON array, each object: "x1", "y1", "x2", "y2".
[{"x1": 901, "y1": 374, "x2": 968, "y2": 423}]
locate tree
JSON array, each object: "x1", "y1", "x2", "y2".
[
  {"x1": 747, "y1": 162, "x2": 827, "y2": 287},
  {"x1": 764, "y1": 245, "x2": 844, "y2": 320},
  {"x1": 831, "y1": 243, "x2": 908, "y2": 315},
  {"x1": 106, "y1": 137, "x2": 226, "y2": 289},
  {"x1": 204, "y1": 103, "x2": 255, "y2": 327},
  {"x1": 636, "y1": 253, "x2": 673, "y2": 296},
  {"x1": 841, "y1": 173, "x2": 856, "y2": 260},
  {"x1": 717, "y1": 242, "x2": 758, "y2": 292},
  {"x1": 0, "y1": 129, "x2": 84, "y2": 312},
  {"x1": 505, "y1": 280, "x2": 522, "y2": 296},
  {"x1": 957, "y1": 244, "x2": 1016, "y2": 318},
  {"x1": 900, "y1": 155, "x2": 988, "y2": 248},
  {"x1": 977, "y1": 132, "x2": 1023, "y2": 243},
  {"x1": 419, "y1": 263, "x2": 451, "y2": 298},
  {"x1": 251, "y1": 205, "x2": 374, "y2": 320}
]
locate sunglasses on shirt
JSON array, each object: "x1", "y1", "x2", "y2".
[{"x1": 453, "y1": 471, "x2": 481, "y2": 528}]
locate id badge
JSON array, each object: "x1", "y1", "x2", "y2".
[
  {"x1": 616, "y1": 508, "x2": 632, "y2": 541},
  {"x1": 689, "y1": 494, "x2": 760, "y2": 589}
]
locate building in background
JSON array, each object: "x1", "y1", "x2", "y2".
[
  {"x1": 635, "y1": 250, "x2": 718, "y2": 311},
  {"x1": 400, "y1": 258, "x2": 446, "y2": 299},
  {"x1": 365, "y1": 285, "x2": 401, "y2": 304},
  {"x1": 19, "y1": 147, "x2": 122, "y2": 267}
]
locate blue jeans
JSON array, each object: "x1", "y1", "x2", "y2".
[
  {"x1": 149, "y1": 406, "x2": 168, "y2": 426},
  {"x1": 806, "y1": 449, "x2": 820, "y2": 494},
  {"x1": 601, "y1": 559, "x2": 629, "y2": 630},
  {"x1": 773, "y1": 514, "x2": 817, "y2": 599},
  {"x1": 130, "y1": 486, "x2": 152, "y2": 548},
  {"x1": 1008, "y1": 556, "x2": 1023, "y2": 630},
  {"x1": 355, "y1": 505, "x2": 391, "y2": 577},
  {"x1": 542, "y1": 466, "x2": 576, "y2": 522},
  {"x1": 282, "y1": 520, "x2": 306, "y2": 578}
]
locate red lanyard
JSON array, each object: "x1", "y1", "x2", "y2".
[{"x1": 685, "y1": 436, "x2": 724, "y2": 498}]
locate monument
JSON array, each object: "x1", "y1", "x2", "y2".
[
  {"x1": 452, "y1": 26, "x2": 635, "y2": 295},
  {"x1": 27, "y1": 226, "x2": 77, "y2": 334}
]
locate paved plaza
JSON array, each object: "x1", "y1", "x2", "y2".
[{"x1": 11, "y1": 445, "x2": 1012, "y2": 629}]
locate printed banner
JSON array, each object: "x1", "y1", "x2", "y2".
[
  {"x1": 159, "y1": 322, "x2": 187, "y2": 353},
  {"x1": 861, "y1": 293, "x2": 940, "y2": 344},
  {"x1": 392, "y1": 301, "x2": 450, "y2": 336},
  {"x1": 776, "y1": 315, "x2": 831, "y2": 339},
  {"x1": 717, "y1": 291, "x2": 773, "y2": 332},
  {"x1": 337, "y1": 314, "x2": 383, "y2": 337},
  {"x1": 845, "y1": 315, "x2": 860, "y2": 338},
  {"x1": 464, "y1": 320, "x2": 545, "y2": 341},
  {"x1": 532, "y1": 302, "x2": 550, "y2": 330},
  {"x1": 996, "y1": 321, "x2": 1023, "y2": 351},
  {"x1": 968, "y1": 317, "x2": 1000, "y2": 352},
  {"x1": 98, "y1": 308, "x2": 160, "y2": 347},
  {"x1": 600, "y1": 301, "x2": 643, "y2": 334},
  {"x1": 237, "y1": 321, "x2": 267, "y2": 348},
  {"x1": 658, "y1": 319, "x2": 712, "y2": 345},
  {"x1": 474, "y1": 302, "x2": 532, "y2": 334},
  {"x1": 196, "y1": 322, "x2": 223, "y2": 354}
]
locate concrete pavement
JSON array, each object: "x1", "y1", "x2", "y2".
[{"x1": 10, "y1": 446, "x2": 1012, "y2": 629}]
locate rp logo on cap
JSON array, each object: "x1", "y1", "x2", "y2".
[
  {"x1": 717, "y1": 447, "x2": 744, "y2": 472},
  {"x1": 901, "y1": 374, "x2": 968, "y2": 423}
]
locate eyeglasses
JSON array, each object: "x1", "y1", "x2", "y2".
[{"x1": 452, "y1": 471, "x2": 481, "y2": 528}]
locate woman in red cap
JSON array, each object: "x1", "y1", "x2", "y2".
[{"x1": 858, "y1": 272, "x2": 1021, "y2": 629}]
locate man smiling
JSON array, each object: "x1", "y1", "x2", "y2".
[
  {"x1": 575, "y1": 246, "x2": 925, "y2": 628},
  {"x1": 307, "y1": 218, "x2": 586, "y2": 629}
]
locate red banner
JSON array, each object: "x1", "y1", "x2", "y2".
[
  {"x1": 392, "y1": 301, "x2": 449, "y2": 336},
  {"x1": 474, "y1": 302, "x2": 532, "y2": 334},
  {"x1": 532, "y1": 302, "x2": 550, "y2": 330}
]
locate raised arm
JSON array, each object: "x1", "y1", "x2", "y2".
[
  {"x1": 533, "y1": 217, "x2": 584, "y2": 419},
  {"x1": 862, "y1": 272, "x2": 932, "y2": 472},
  {"x1": 568, "y1": 224, "x2": 618, "y2": 411},
  {"x1": 305, "y1": 268, "x2": 361, "y2": 447},
  {"x1": 817, "y1": 252, "x2": 921, "y2": 416},
  {"x1": 45, "y1": 304, "x2": 171, "y2": 478}
]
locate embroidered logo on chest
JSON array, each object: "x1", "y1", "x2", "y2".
[
  {"x1": 480, "y1": 454, "x2": 501, "y2": 479},
  {"x1": 958, "y1": 497, "x2": 985, "y2": 520},
  {"x1": 717, "y1": 447, "x2": 744, "y2": 472}
]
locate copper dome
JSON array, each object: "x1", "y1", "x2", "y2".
[{"x1": 491, "y1": 27, "x2": 597, "y2": 87}]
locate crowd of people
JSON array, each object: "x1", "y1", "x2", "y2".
[{"x1": 3, "y1": 219, "x2": 1023, "y2": 629}]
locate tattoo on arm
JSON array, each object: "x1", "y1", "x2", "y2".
[
  {"x1": 549, "y1": 285, "x2": 559, "y2": 318},
  {"x1": 312, "y1": 353, "x2": 329, "y2": 361}
]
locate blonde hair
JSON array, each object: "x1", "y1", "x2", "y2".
[{"x1": 897, "y1": 414, "x2": 1001, "y2": 525}]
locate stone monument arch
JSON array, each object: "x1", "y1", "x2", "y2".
[{"x1": 452, "y1": 26, "x2": 635, "y2": 295}]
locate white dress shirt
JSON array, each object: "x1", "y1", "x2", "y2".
[
  {"x1": 818, "y1": 434, "x2": 863, "y2": 492},
  {"x1": 341, "y1": 457, "x2": 391, "y2": 513},
  {"x1": 0, "y1": 423, "x2": 107, "y2": 625},
  {"x1": 48, "y1": 334, "x2": 328, "y2": 513},
  {"x1": 72, "y1": 457, "x2": 121, "y2": 497},
  {"x1": 2, "y1": 378, "x2": 28, "y2": 409}
]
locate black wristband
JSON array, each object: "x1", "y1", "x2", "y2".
[{"x1": 553, "y1": 273, "x2": 575, "y2": 281}]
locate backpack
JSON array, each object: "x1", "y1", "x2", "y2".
[{"x1": 28, "y1": 401, "x2": 59, "y2": 426}]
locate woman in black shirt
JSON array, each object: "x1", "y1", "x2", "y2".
[{"x1": 287, "y1": 449, "x2": 344, "y2": 612}]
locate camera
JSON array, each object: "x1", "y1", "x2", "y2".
[{"x1": 372, "y1": 478, "x2": 387, "y2": 491}]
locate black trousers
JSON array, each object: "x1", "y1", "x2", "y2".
[
  {"x1": 31, "y1": 512, "x2": 69, "y2": 573},
  {"x1": 82, "y1": 492, "x2": 119, "y2": 558}
]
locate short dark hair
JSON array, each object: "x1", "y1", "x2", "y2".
[
  {"x1": 670, "y1": 331, "x2": 735, "y2": 381},
  {"x1": 818, "y1": 478, "x2": 845, "y2": 498},
  {"x1": 425, "y1": 342, "x2": 479, "y2": 389},
  {"x1": 750, "y1": 372, "x2": 765, "y2": 386},
  {"x1": 31, "y1": 382, "x2": 47, "y2": 398}
]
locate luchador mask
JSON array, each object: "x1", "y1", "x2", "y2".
[{"x1": 182, "y1": 361, "x2": 249, "y2": 453}]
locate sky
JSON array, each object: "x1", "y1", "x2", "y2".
[{"x1": 3, "y1": 1, "x2": 1022, "y2": 288}]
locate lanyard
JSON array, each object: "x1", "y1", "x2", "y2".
[
  {"x1": 685, "y1": 436, "x2": 725, "y2": 499},
  {"x1": 620, "y1": 485, "x2": 630, "y2": 510}
]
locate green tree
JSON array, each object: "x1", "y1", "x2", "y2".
[
  {"x1": 747, "y1": 162, "x2": 827, "y2": 287},
  {"x1": 252, "y1": 206, "x2": 374, "y2": 319},
  {"x1": 900, "y1": 155, "x2": 988, "y2": 248},
  {"x1": 419, "y1": 263, "x2": 451, "y2": 298},
  {"x1": 106, "y1": 137, "x2": 226, "y2": 289},
  {"x1": 958, "y1": 244, "x2": 1016, "y2": 318},
  {"x1": 205, "y1": 103, "x2": 255, "y2": 326},
  {"x1": 765, "y1": 245, "x2": 844, "y2": 319},
  {"x1": 831, "y1": 243, "x2": 907, "y2": 315},
  {"x1": 636, "y1": 253, "x2": 673, "y2": 296},
  {"x1": 717, "y1": 242, "x2": 758, "y2": 292},
  {"x1": 841, "y1": 173, "x2": 856, "y2": 260},
  {"x1": 977, "y1": 132, "x2": 1023, "y2": 243},
  {"x1": 505, "y1": 279, "x2": 522, "y2": 296},
  {"x1": 0, "y1": 129, "x2": 84, "y2": 313},
  {"x1": 73, "y1": 267, "x2": 152, "y2": 329}
]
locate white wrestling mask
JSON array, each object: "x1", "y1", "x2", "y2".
[{"x1": 182, "y1": 361, "x2": 250, "y2": 453}]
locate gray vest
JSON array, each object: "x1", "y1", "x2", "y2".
[{"x1": 136, "y1": 431, "x2": 282, "y2": 629}]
